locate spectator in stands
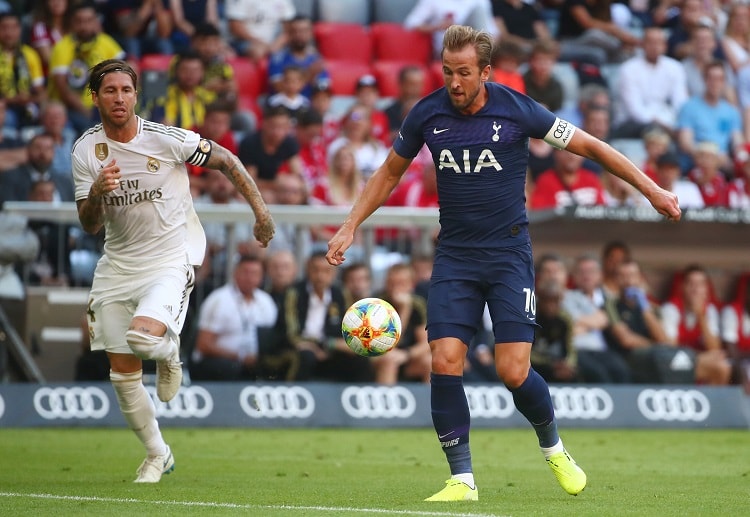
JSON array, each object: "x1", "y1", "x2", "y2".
[
  {"x1": 353, "y1": 75, "x2": 390, "y2": 145},
  {"x1": 146, "y1": 50, "x2": 215, "y2": 129},
  {"x1": 604, "y1": 258, "x2": 670, "y2": 362},
  {"x1": 48, "y1": 2, "x2": 125, "y2": 135},
  {"x1": 0, "y1": 13, "x2": 46, "y2": 131},
  {"x1": 556, "y1": 82, "x2": 611, "y2": 128},
  {"x1": 600, "y1": 240, "x2": 631, "y2": 298},
  {"x1": 264, "y1": 249, "x2": 298, "y2": 306},
  {"x1": 490, "y1": 39, "x2": 526, "y2": 93},
  {"x1": 410, "y1": 252, "x2": 434, "y2": 302},
  {"x1": 556, "y1": 0, "x2": 640, "y2": 66},
  {"x1": 728, "y1": 144, "x2": 750, "y2": 209},
  {"x1": 0, "y1": 97, "x2": 26, "y2": 171},
  {"x1": 266, "y1": 64, "x2": 310, "y2": 123},
  {"x1": 226, "y1": 0, "x2": 295, "y2": 61},
  {"x1": 309, "y1": 79, "x2": 339, "y2": 146},
  {"x1": 653, "y1": 150, "x2": 705, "y2": 209},
  {"x1": 601, "y1": 170, "x2": 650, "y2": 208},
  {"x1": 20, "y1": 178, "x2": 72, "y2": 286},
  {"x1": 273, "y1": 252, "x2": 373, "y2": 382},
  {"x1": 666, "y1": 0, "x2": 713, "y2": 61},
  {"x1": 677, "y1": 61, "x2": 744, "y2": 170},
  {"x1": 682, "y1": 25, "x2": 735, "y2": 102},
  {"x1": 238, "y1": 105, "x2": 303, "y2": 195},
  {"x1": 580, "y1": 105, "x2": 611, "y2": 174},
  {"x1": 721, "y1": 272, "x2": 750, "y2": 387},
  {"x1": 612, "y1": 27, "x2": 689, "y2": 139},
  {"x1": 295, "y1": 109, "x2": 327, "y2": 190},
  {"x1": 186, "y1": 23, "x2": 236, "y2": 103},
  {"x1": 661, "y1": 264, "x2": 732, "y2": 384},
  {"x1": 523, "y1": 39, "x2": 563, "y2": 113},
  {"x1": 168, "y1": 0, "x2": 221, "y2": 53},
  {"x1": 191, "y1": 255, "x2": 277, "y2": 381},
  {"x1": 687, "y1": 141, "x2": 728, "y2": 207},
  {"x1": 564, "y1": 254, "x2": 631, "y2": 383},
  {"x1": 641, "y1": 126, "x2": 673, "y2": 182},
  {"x1": 29, "y1": 0, "x2": 68, "y2": 74},
  {"x1": 530, "y1": 149, "x2": 606, "y2": 210},
  {"x1": 100, "y1": 0, "x2": 173, "y2": 59},
  {"x1": 187, "y1": 100, "x2": 238, "y2": 196},
  {"x1": 33, "y1": 101, "x2": 75, "y2": 181},
  {"x1": 268, "y1": 172, "x2": 314, "y2": 257},
  {"x1": 492, "y1": 0, "x2": 552, "y2": 56},
  {"x1": 268, "y1": 14, "x2": 329, "y2": 99},
  {"x1": 739, "y1": 64, "x2": 750, "y2": 143},
  {"x1": 312, "y1": 145, "x2": 363, "y2": 208},
  {"x1": 532, "y1": 279, "x2": 580, "y2": 383},
  {"x1": 384, "y1": 65, "x2": 427, "y2": 143},
  {"x1": 341, "y1": 262, "x2": 372, "y2": 302},
  {"x1": 719, "y1": 2, "x2": 750, "y2": 75},
  {"x1": 372, "y1": 263, "x2": 431, "y2": 385},
  {"x1": 405, "y1": 0, "x2": 500, "y2": 59},
  {"x1": 0, "y1": 133, "x2": 73, "y2": 207},
  {"x1": 327, "y1": 104, "x2": 389, "y2": 180}
]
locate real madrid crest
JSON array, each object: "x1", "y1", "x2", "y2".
[
  {"x1": 95, "y1": 143, "x2": 108, "y2": 161},
  {"x1": 147, "y1": 157, "x2": 160, "y2": 172},
  {"x1": 199, "y1": 138, "x2": 211, "y2": 153}
]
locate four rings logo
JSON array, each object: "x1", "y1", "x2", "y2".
[
  {"x1": 464, "y1": 386, "x2": 515, "y2": 419},
  {"x1": 240, "y1": 385, "x2": 315, "y2": 419},
  {"x1": 341, "y1": 386, "x2": 416, "y2": 419},
  {"x1": 146, "y1": 386, "x2": 213, "y2": 419},
  {"x1": 550, "y1": 387, "x2": 613, "y2": 420},
  {"x1": 33, "y1": 386, "x2": 110, "y2": 420},
  {"x1": 637, "y1": 388, "x2": 710, "y2": 422},
  {"x1": 553, "y1": 120, "x2": 568, "y2": 139}
]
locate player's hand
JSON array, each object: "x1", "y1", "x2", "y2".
[
  {"x1": 648, "y1": 187, "x2": 681, "y2": 221},
  {"x1": 92, "y1": 159, "x2": 121, "y2": 197},
  {"x1": 326, "y1": 226, "x2": 355, "y2": 266},
  {"x1": 253, "y1": 211, "x2": 275, "y2": 248}
]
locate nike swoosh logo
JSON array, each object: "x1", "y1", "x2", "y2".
[
  {"x1": 433, "y1": 128, "x2": 450, "y2": 134},
  {"x1": 438, "y1": 431, "x2": 454, "y2": 439}
]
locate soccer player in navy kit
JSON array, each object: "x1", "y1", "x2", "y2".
[{"x1": 327, "y1": 25, "x2": 681, "y2": 501}]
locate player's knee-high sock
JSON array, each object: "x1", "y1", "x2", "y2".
[
  {"x1": 125, "y1": 330, "x2": 177, "y2": 362},
  {"x1": 111, "y1": 370, "x2": 168, "y2": 456},
  {"x1": 508, "y1": 368, "x2": 561, "y2": 450},
  {"x1": 431, "y1": 373, "x2": 473, "y2": 484}
]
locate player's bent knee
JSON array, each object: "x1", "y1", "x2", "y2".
[{"x1": 125, "y1": 329, "x2": 167, "y2": 359}]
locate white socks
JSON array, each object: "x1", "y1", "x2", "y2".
[
  {"x1": 110, "y1": 369, "x2": 167, "y2": 457},
  {"x1": 452, "y1": 473, "x2": 476, "y2": 489},
  {"x1": 125, "y1": 330, "x2": 177, "y2": 362},
  {"x1": 540, "y1": 438, "x2": 565, "y2": 459}
]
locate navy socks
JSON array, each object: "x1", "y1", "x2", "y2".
[
  {"x1": 431, "y1": 373, "x2": 472, "y2": 475},
  {"x1": 509, "y1": 368, "x2": 560, "y2": 448}
]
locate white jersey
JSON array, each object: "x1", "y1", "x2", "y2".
[{"x1": 72, "y1": 117, "x2": 210, "y2": 273}]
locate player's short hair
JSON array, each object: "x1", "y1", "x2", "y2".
[
  {"x1": 441, "y1": 25, "x2": 493, "y2": 71},
  {"x1": 88, "y1": 59, "x2": 137, "y2": 94}
]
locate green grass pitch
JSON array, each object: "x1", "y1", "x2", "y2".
[{"x1": 0, "y1": 428, "x2": 748, "y2": 516}]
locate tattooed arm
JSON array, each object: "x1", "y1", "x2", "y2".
[
  {"x1": 203, "y1": 143, "x2": 275, "y2": 247},
  {"x1": 76, "y1": 159, "x2": 120, "y2": 234}
]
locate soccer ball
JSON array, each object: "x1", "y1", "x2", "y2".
[{"x1": 341, "y1": 297, "x2": 402, "y2": 357}]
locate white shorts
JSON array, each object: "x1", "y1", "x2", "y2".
[{"x1": 86, "y1": 257, "x2": 195, "y2": 354}]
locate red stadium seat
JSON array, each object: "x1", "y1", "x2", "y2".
[
  {"x1": 139, "y1": 53, "x2": 173, "y2": 72},
  {"x1": 229, "y1": 57, "x2": 265, "y2": 99},
  {"x1": 370, "y1": 22, "x2": 432, "y2": 64},
  {"x1": 325, "y1": 60, "x2": 373, "y2": 95},
  {"x1": 371, "y1": 61, "x2": 432, "y2": 98},
  {"x1": 430, "y1": 61, "x2": 445, "y2": 91},
  {"x1": 314, "y1": 22, "x2": 372, "y2": 63}
]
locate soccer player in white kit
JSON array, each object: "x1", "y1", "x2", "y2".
[{"x1": 72, "y1": 59, "x2": 275, "y2": 483}]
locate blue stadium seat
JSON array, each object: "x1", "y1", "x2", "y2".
[
  {"x1": 372, "y1": 0, "x2": 418, "y2": 23},
  {"x1": 317, "y1": 0, "x2": 370, "y2": 24}
]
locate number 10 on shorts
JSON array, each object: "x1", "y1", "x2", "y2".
[{"x1": 522, "y1": 288, "x2": 536, "y2": 316}]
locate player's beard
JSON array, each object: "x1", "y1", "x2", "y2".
[{"x1": 449, "y1": 83, "x2": 482, "y2": 113}]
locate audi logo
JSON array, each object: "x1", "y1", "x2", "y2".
[
  {"x1": 550, "y1": 387, "x2": 613, "y2": 420},
  {"x1": 553, "y1": 120, "x2": 568, "y2": 139},
  {"x1": 240, "y1": 385, "x2": 315, "y2": 419},
  {"x1": 146, "y1": 386, "x2": 213, "y2": 419},
  {"x1": 637, "y1": 389, "x2": 710, "y2": 422},
  {"x1": 34, "y1": 386, "x2": 110, "y2": 420},
  {"x1": 341, "y1": 386, "x2": 416, "y2": 419},
  {"x1": 464, "y1": 386, "x2": 515, "y2": 419}
]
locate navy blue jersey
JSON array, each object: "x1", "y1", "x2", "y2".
[{"x1": 393, "y1": 82, "x2": 557, "y2": 250}]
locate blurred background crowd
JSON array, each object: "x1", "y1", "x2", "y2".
[{"x1": 0, "y1": 0, "x2": 748, "y2": 387}]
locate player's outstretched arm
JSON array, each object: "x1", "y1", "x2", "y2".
[
  {"x1": 204, "y1": 142, "x2": 275, "y2": 247},
  {"x1": 566, "y1": 129, "x2": 682, "y2": 221},
  {"x1": 76, "y1": 159, "x2": 121, "y2": 234},
  {"x1": 327, "y1": 149, "x2": 411, "y2": 266}
]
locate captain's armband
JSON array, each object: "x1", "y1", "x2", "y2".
[
  {"x1": 543, "y1": 118, "x2": 577, "y2": 150},
  {"x1": 186, "y1": 138, "x2": 213, "y2": 167}
]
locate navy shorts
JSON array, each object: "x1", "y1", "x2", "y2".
[{"x1": 426, "y1": 242, "x2": 537, "y2": 346}]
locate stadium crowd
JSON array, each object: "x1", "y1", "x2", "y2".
[{"x1": 0, "y1": 0, "x2": 748, "y2": 387}]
